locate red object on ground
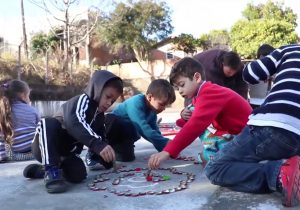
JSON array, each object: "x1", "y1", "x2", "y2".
[
  {"x1": 146, "y1": 176, "x2": 153, "y2": 182},
  {"x1": 159, "y1": 123, "x2": 180, "y2": 136},
  {"x1": 135, "y1": 168, "x2": 141, "y2": 171}
]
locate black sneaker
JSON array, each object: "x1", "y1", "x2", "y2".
[
  {"x1": 85, "y1": 151, "x2": 113, "y2": 170},
  {"x1": 85, "y1": 151, "x2": 103, "y2": 170},
  {"x1": 23, "y1": 164, "x2": 45, "y2": 179},
  {"x1": 44, "y1": 166, "x2": 67, "y2": 193}
]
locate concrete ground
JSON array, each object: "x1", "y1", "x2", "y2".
[{"x1": 0, "y1": 112, "x2": 298, "y2": 210}]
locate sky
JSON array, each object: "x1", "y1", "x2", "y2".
[{"x1": 0, "y1": 0, "x2": 300, "y2": 45}]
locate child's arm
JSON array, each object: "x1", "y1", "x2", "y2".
[
  {"x1": 180, "y1": 107, "x2": 192, "y2": 121},
  {"x1": 176, "y1": 118, "x2": 186, "y2": 127},
  {"x1": 64, "y1": 95, "x2": 109, "y2": 156},
  {"x1": 163, "y1": 89, "x2": 225, "y2": 158},
  {"x1": 125, "y1": 100, "x2": 169, "y2": 151},
  {"x1": 148, "y1": 151, "x2": 170, "y2": 169},
  {"x1": 176, "y1": 104, "x2": 194, "y2": 127},
  {"x1": 99, "y1": 145, "x2": 115, "y2": 162},
  {"x1": 243, "y1": 46, "x2": 286, "y2": 84}
]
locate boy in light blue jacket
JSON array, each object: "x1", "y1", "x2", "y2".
[{"x1": 111, "y1": 79, "x2": 176, "y2": 152}]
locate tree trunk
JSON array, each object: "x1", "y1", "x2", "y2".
[
  {"x1": 45, "y1": 50, "x2": 49, "y2": 84},
  {"x1": 21, "y1": 0, "x2": 28, "y2": 59},
  {"x1": 17, "y1": 44, "x2": 22, "y2": 80},
  {"x1": 63, "y1": 6, "x2": 69, "y2": 74},
  {"x1": 85, "y1": 11, "x2": 91, "y2": 67}
]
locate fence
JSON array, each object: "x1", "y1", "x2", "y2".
[{"x1": 0, "y1": 41, "x2": 19, "y2": 57}]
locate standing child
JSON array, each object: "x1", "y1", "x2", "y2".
[
  {"x1": 23, "y1": 70, "x2": 128, "y2": 194},
  {"x1": 109, "y1": 79, "x2": 176, "y2": 153},
  {"x1": 0, "y1": 80, "x2": 40, "y2": 162},
  {"x1": 148, "y1": 57, "x2": 252, "y2": 168},
  {"x1": 205, "y1": 44, "x2": 300, "y2": 207}
]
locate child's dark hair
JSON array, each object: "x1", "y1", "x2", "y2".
[
  {"x1": 0, "y1": 80, "x2": 30, "y2": 145},
  {"x1": 169, "y1": 57, "x2": 206, "y2": 86},
  {"x1": 222, "y1": 51, "x2": 242, "y2": 71},
  {"x1": 104, "y1": 78, "x2": 124, "y2": 94},
  {"x1": 146, "y1": 79, "x2": 176, "y2": 104},
  {"x1": 257, "y1": 44, "x2": 275, "y2": 59}
]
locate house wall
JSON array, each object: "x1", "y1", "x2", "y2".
[
  {"x1": 105, "y1": 59, "x2": 175, "y2": 79},
  {"x1": 79, "y1": 40, "x2": 187, "y2": 66},
  {"x1": 103, "y1": 59, "x2": 184, "y2": 109},
  {"x1": 156, "y1": 42, "x2": 186, "y2": 58}
]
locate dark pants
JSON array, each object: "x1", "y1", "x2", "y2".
[
  {"x1": 32, "y1": 118, "x2": 86, "y2": 183},
  {"x1": 32, "y1": 115, "x2": 139, "y2": 181},
  {"x1": 105, "y1": 113, "x2": 140, "y2": 161}
]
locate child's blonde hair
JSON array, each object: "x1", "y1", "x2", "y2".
[{"x1": 0, "y1": 80, "x2": 30, "y2": 145}]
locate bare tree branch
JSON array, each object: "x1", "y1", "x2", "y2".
[{"x1": 71, "y1": 8, "x2": 99, "y2": 45}]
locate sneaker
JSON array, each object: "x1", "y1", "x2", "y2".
[
  {"x1": 44, "y1": 166, "x2": 67, "y2": 193},
  {"x1": 85, "y1": 151, "x2": 112, "y2": 170},
  {"x1": 279, "y1": 155, "x2": 300, "y2": 207},
  {"x1": 23, "y1": 164, "x2": 45, "y2": 179}
]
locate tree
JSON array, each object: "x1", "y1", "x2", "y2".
[
  {"x1": 198, "y1": 29, "x2": 230, "y2": 50},
  {"x1": 172, "y1": 33, "x2": 198, "y2": 55},
  {"x1": 30, "y1": 32, "x2": 59, "y2": 84},
  {"x1": 28, "y1": 0, "x2": 100, "y2": 77},
  {"x1": 21, "y1": 0, "x2": 29, "y2": 58},
  {"x1": 230, "y1": 0, "x2": 298, "y2": 59},
  {"x1": 30, "y1": 32, "x2": 59, "y2": 55},
  {"x1": 98, "y1": 0, "x2": 173, "y2": 63}
]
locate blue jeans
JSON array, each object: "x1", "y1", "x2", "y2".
[{"x1": 205, "y1": 125, "x2": 300, "y2": 193}]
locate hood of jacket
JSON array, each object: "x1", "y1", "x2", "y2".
[
  {"x1": 84, "y1": 70, "x2": 122, "y2": 103},
  {"x1": 194, "y1": 49, "x2": 226, "y2": 76}
]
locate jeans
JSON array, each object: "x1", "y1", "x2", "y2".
[{"x1": 205, "y1": 125, "x2": 300, "y2": 193}]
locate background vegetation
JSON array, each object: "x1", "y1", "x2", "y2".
[{"x1": 0, "y1": 0, "x2": 299, "y2": 100}]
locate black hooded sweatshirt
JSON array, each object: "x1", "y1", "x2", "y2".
[{"x1": 56, "y1": 70, "x2": 122, "y2": 155}]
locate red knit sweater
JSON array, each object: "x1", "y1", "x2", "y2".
[{"x1": 164, "y1": 82, "x2": 252, "y2": 158}]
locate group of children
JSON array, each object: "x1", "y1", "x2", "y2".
[{"x1": 1, "y1": 43, "x2": 300, "y2": 207}]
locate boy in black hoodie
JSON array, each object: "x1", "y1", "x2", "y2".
[{"x1": 23, "y1": 70, "x2": 132, "y2": 193}]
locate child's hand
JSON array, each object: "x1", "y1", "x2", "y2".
[
  {"x1": 148, "y1": 151, "x2": 170, "y2": 169},
  {"x1": 181, "y1": 108, "x2": 192, "y2": 121},
  {"x1": 99, "y1": 145, "x2": 115, "y2": 163}
]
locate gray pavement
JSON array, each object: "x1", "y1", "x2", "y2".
[{"x1": 0, "y1": 112, "x2": 298, "y2": 210}]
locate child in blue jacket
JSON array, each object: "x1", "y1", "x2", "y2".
[{"x1": 111, "y1": 79, "x2": 176, "y2": 152}]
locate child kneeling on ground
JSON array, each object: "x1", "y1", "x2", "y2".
[
  {"x1": 148, "y1": 57, "x2": 252, "y2": 168},
  {"x1": 23, "y1": 70, "x2": 134, "y2": 193},
  {"x1": 110, "y1": 79, "x2": 176, "y2": 152}
]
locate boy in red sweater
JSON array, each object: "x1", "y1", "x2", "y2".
[{"x1": 148, "y1": 57, "x2": 252, "y2": 168}]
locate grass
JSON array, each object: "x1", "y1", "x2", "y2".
[{"x1": 0, "y1": 57, "x2": 91, "y2": 100}]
